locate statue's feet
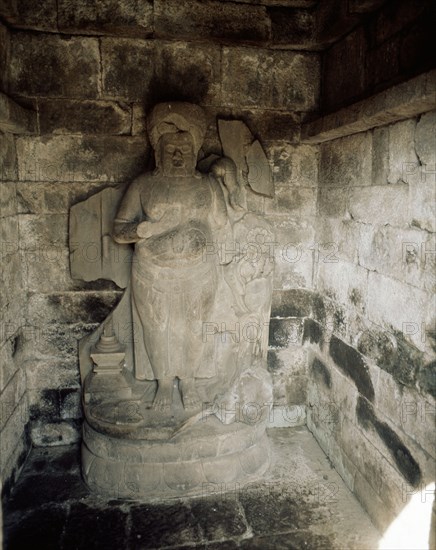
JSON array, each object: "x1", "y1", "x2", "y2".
[
  {"x1": 180, "y1": 379, "x2": 202, "y2": 410},
  {"x1": 152, "y1": 380, "x2": 173, "y2": 411}
]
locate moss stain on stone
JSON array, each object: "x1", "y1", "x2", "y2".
[
  {"x1": 329, "y1": 335, "x2": 375, "y2": 402},
  {"x1": 267, "y1": 350, "x2": 284, "y2": 372},
  {"x1": 303, "y1": 318, "x2": 323, "y2": 345},
  {"x1": 311, "y1": 357, "x2": 332, "y2": 388},
  {"x1": 356, "y1": 396, "x2": 421, "y2": 487}
]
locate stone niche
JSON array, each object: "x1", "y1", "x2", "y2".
[{"x1": 69, "y1": 101, "x2": 276, "y2": 498}]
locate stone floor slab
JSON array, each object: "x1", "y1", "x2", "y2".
[{"x1": 3, "y1": 427, "x2": 381, "y2": 549}]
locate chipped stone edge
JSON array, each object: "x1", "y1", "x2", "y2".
[
  {"x1": 0, "y1": 92, "x2": 37, "y2": 134},
  {"x1": 301, "y1": 69, "x2": 436, "y2": 144}
]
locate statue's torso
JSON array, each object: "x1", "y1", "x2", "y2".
[{"x1": 136, "y1": 174, "x2": 215, "y2": 268}]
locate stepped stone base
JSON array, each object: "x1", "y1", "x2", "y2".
[{"x1": 82, "y1": 419, "x2": 270, "y2": 499}]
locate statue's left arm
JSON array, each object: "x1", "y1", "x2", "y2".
[{"x1": 113, "y1": 179, "x2": 143, "y2": 244}]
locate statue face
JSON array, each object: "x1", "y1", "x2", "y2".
[{"x1": 159, "y1": 132, "x2": 196, "y2": 177}]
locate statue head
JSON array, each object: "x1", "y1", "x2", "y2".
[{"x1": 147, "y1": 102, "x2": 207, "y2": 176}]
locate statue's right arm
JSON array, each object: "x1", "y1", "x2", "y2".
[{"x1": 112, "y1": 180, "x2": 143, "y2": 244}]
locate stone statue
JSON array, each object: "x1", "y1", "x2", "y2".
[
  {"x1": 70, "y1": 102, "x2": 276, "y2": 498},
  {"x1": 112, "y1": 103, "x2": 227, "y2": 411}
]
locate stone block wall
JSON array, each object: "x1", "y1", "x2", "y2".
[
  {"x1": 0, "y1": 172, "x2": 30, "y2": 499},
  {"x1": 1, "y1": 21, "x2": 31, "y2": 496},
  {"x1": 321, "y1": 0, "x2": 435, "y2": 112},
  {"x1": 1, "y1": 4, "x2": 320, "y2": 450},
  {"x1": 305, "y1": 109, "x2": 436, "y2": 529}
]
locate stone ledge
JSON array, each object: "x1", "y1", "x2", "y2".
[
  {"x1": 301, "y1": 69, "x2": 436, "y2": 143},
  {"x1": 0, "y1": 92, "x2": 37, "y2": 134}
]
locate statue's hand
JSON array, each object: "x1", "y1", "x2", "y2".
[
  {"x1": 136, "y1": 221, "x2": 152, "y2": 239},
  {"x1": 137, "y1": 207, "x2": 182, "y2": 239}
]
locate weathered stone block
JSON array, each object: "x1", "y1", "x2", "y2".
[
  {"x1": 239, "y1": 110, "x2": 301, "y2": 144},
  {"x1": 23, "y1": 245, "x2": 117, "y2": 294},
  {"x1": 309, "y1": 355, "x2": 331, "y2": 388},
  {"x1": 356, "y1": 397, "x2": 423, "y2": 487},
  {"x1": 306, "y1": 379, "x2": 341, "y2": 440},
  {"x1": 20, "y1": 242, "x2": 80, "y2": 294},
  {"x1": 0, "y1": 367, "x2": 26, "y2": 430},
  {"x1": 317, "y1": 187, "x2": 348, "y2": 218},
  {"x1": 27, "y1": 291, "x2": 122, "y2": 326},
  {"x1": 101, "y1": 38, "x2": 154, "y2": 102},
  {"x1": 269, "y1": 8, "x2": 315, "y2": 46},
  {"x1": 0, "y1": 342, "x2": 20, "y2": 391},
  {"x1": 329, "y1": 335, "x2": 375, "y2": 402},
  {"x1": 58, "y1": 0, "x2": 153, "y2": 36},
  {"x1": 19, "y1": 213, "x2": 68, "y2": 247},
  {"x1": 269, "y1": 217, "x2": 315, "y2": 289},
  {"x1": 0, "y1": 397, "x2": 28, "y2": 472},
  {"x1": 0, "y1": 182, "x2": 16, "y2": 218},
  {"x1": 269, "y1": 319, "x2": 304, "y2": 349},
  {"x1": 38, "y1": 99, "x2": 132, "y2": 135},
  {"x1": 348, "y1": 183, "x2": 409, "y2": 226},
  {"x1": 316, "y1": 260, "x2": 368, "y2": 316},
  {"x1": 0, "y1": 0, "x2": 57, "y2": 31},
  {"x1": 0, "y1": 210, "x2": 18, "y2": 246},
  {"x1": 266, "y1": 186, "x2": 316, "y2": 218},
  {"x1": 20, "y1": 321, "x2": 96, "y2": 365},
  {"x1": 339, "y1": 416, "x2": 416, "y2": 518},
  {"x1": 132, "y1": 103, "x2": 147, "y2": 136},
  {"x1": 358, "y1": 224, "x2": 435, "y2": 293},
  {"x1": 367, "y1": 271, "x2": 431, "y2": 352},
  {"x1": 27, "y1": 387, "x2": 82, "y2": 422},
  {"x1": 59, "y1": 388, "x2": 82, "y2": 419},
  {"x1": 267, "y1": 143, "x2": 318, "y2": 187},
  {"x1": 155, "y1": 0, "x2": 270, "y2": 43},
  {"x1": 303, "y1": 318, "x2": 323, "y2": 346},
  {"x1": 284, "y1": 375, "x2": 308, "y2": 405},
  {"x1": 273, "y1": 249, "x2": 314, "y2": 291},
  {"x1": 268, "y1": 345, "x2": 307, "y2": 377},
  {"x1": 409, "y1": 179, "x2": 436, "y2": 233},
  {"x1": 374, "y1": 369, "x2": 435, "y2": 459},
  {"x1": 271, "y1": 370, "x2": 307, "y2": 405},
  {"x1": 0, "y1": 428, "x2": 29, "y2": 501},
  {"x1": 387, "y1": 119, "x2": 419, "y2": 184},
  {"x1": 0, "y1": 22, "x2": 9, "y2": 92},
  {"x1": 25, "y1": 359, "x2": 80, "y2": 391},
  {"x1": 271, "y1": 288, "x2": 313, "y2": 318},
  {"x1": 30, "y1": 419, "x2": 81, "y2": 446},
  {"x1": 314, "y1": 217, "x2": 360, "y2": 264},
  {"x1": 308, "y1": 352, "x2": 359, "y2": 426},
  {"x1": 16, "y1": 136, "x2": 149, "y2": 182},
  {"x1": 9, "y1": 33, "x2": 100, "y2": 98},
  {"x1": 319, "y1": 132, "x2": 372, "y2": 187},
  {"x1": 415, "y1": 110, "x2": 436, "y2": 170},
  {"x1": 154, "y1": 42, "x2": 222, "y2": 106},
  {"x1": 0, "y1": 92, "x2": 37, "y2": 134},
  {"x1": 1, "y1": 265, "x2": 25, "y2": 335},
  {"x1": 102, "y1": 39, "x2": 221, "y2": 106},
  {"x1": 15, "y1": 181, "x2": 112, "y2": 214},
  {"x1": 20, "y1": 321, "x2": 97, "y2": 363},
  {"x1": 222, "y1": 48, "x2": 319, "y2": 111},
  {"x1": 353, "y1": 471, "x2": 394, "y2": 531},
  {"x1": 28, "y1": 388, "x2": 58, "y2": 421},
  {"x1": 0, "y1": 132, "x2": 17, "y2": 181},
  {"x1": 371, "y1": 125, "x2": 390, "y2": 186}
]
